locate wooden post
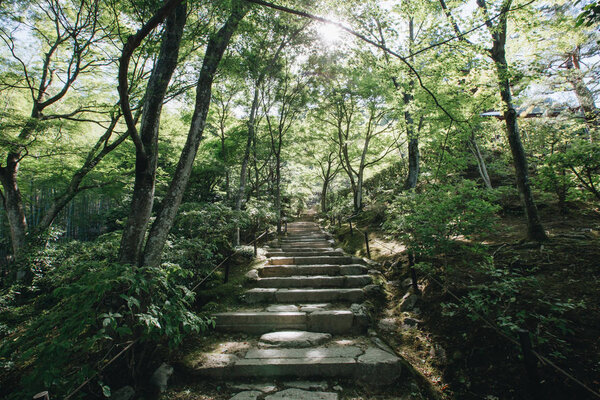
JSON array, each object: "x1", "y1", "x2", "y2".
[
  {"x1": 253, "y1": 231, "x2": 257, "y2": 257},
  {"x1": 364, "y1": 231, "x2": 371, "y2": 259},
  {"x1": 349, "y1": 219, "x2": 353, "y2": 234},
  {"x1": 224, "y1": 262, "x2": 230, "y2": 283},
  {"x1": 518, "y1": 329, "x2": 543, "y2": 400},
  {"x1": 408, "y1": 252, "x2": 420, "y2": 295},
  {"x1": 285, "y1": 221, "x2": 288, "y2": 234}
]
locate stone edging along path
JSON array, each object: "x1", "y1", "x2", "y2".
[{"x1": 180, "y1": 221, "x2": 407, "y2": 399}]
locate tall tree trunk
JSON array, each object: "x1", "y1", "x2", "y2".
[
  {"x1": 321, "y1": 178, "x2": 328, "y2": 214},
  {"x1": 0, "y1": 107, "x2": 42, "y2": 258},
  {"x1": 119, "y1": 2, "x2": 187, "y2": 265},
  {"x1": 142, "y1": 1, "x2": 248, "y2": 268},
  {"x1": 234, "y1": 87, "x2": 257, "y2": 245},
  {"x1": 275, "y1": 153, "x2": 281, "y2": 234},
  {"x1": 220, "y1": 134, "x2": 230, "y2": 198},
  {"x1": 0, "y1": 156, "x2": 27, "y2": 256},
  {"x1": 405, "y1": 137, "x2": 420, "y2": 190},
  {"x1": 487, "y1": 1, "x2": 547, "y2": 241},
  {"x1": 403, "y1": 18, "x2": 420, "y2": 191}
]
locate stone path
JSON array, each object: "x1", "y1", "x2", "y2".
[{"x1": 182, "y1": 221, "x2": 404, "y2": 399}]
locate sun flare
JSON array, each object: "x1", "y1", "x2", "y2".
[{"x1": 317, "y1": 18, "x2": 344, "y2": 47}]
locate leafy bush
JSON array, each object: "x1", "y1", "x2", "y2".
[
  {"x1": 383, "y1": 180, "x2": 500, "y2": 257},
  {"x1": 0, "y1": 234, "x2": 211, "y2": 399},
  {"x1": 166, "y1": 202, "x2": 246, "y2": 274},
  {"x1": 553, "y1": 141, "x2": 600, "y2": 202}
]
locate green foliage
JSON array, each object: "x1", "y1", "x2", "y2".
[
  {"x1": 0, "y1": 234, "x2": 211, "y2": 399},
  {"x1": 440, "y1": 257, "x2": 586, "y2": 359},
  {"x1": 166, "y1": 202, "x2": 244, "y2": 274},
  {"x1": 556, "y1": 141, "x2": 600, "y2": 201},
  {"x1": 384, "y1": 181, "x2": 500, "y2": 257},
  {"x1": 575, "y1": 0, "x2": 600, "y2": 27}
]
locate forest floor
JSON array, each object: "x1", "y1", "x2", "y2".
[{"x1": 330, "y1": 201, "x2": 600, "y2": 400}]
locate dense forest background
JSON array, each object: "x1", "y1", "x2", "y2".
[{"x1": 0, "y1": 0, "x2": 598, "y2": 399}]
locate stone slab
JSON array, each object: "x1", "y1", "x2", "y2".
[
  {"x1": 265, "y1": 388, "x2": 338, "y2": 400},
  {"x1": 232, "y1": 358, "x2": 356, "y2": 378},
  {"x1": 283, "y1": 381, "x2": 328, "y2": 391},
  {"x1": 245, "y1": 346, "x2": 363, "y2": 359},
  {"x1": 228, "y1": 383, "x2": 278, "y2": 393},
  {"x1": 275, "y1": 289, "x2": 364, "y2": 303},
  {"x1": 243, "y1": 288, "x2": 277, "y2": 304},
  {"x1": 229, "y1": 391, "x2": 263, "y2": 400},
  {"x1": 259, "y1": 331, "x2": 331, "y2": 348},
  {"x1": 339, "y1": 265, "x2": 369, "y2": 275},
  {"x1": 356, "y1": 347, "x2": 402, "y2": 384},
  {"x1": 259, "y1": 265, "x2": 341, "y2": 277},
  {"x1": 216, "y1": 312, "x2": 305, "y2": 325},
  {"x1": 307, "y1": 310, "x2": 354, "y2": 334},
  {"x1": 256, "y1": 276, "x2": 346, "y2": 289},
  {"x1": 266, "y1": 305, "x2": 300, "y2": 312}
]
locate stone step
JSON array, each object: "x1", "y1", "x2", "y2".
[
  {"x1": 269, "y1": 256, "x2": 354, "y2": 266},
  {"x1": 265, "y1": 251, "x2": 344, "y2": 258},
  {"x1": 254, "y1": 275, "x2": 372, "y2": 288},
  {"x1": 214, "y1": 309, "x2": 362, "y2": 334},
  {"x1": 279, "y1": 239, "x2": 330, "y2": 243},
  {"x1": 259, "y1": 264, "x2": 368, "y2": 277},
  {"x1": 280, "y1": 242, "x2": 333, "y2": 248},
  {"x1": 279, "y1": 246, "x2": 334, "y2": 251},
  {"x1": 185, "y1": 339, "x2": 402, "y2": 384},
  {"x1": 282, "y1": 233, "x2": 327, "y2": 237},
  {"x1": 243, "y1": 288, "x2": 365, "y2": 304}
]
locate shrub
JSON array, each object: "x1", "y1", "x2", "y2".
[
  {"x1": 0, "y1": 235, "x2": 211, "y2": 399},
  {"x1": 383, "y1": 180, "x2": 500, "y2": 257}
]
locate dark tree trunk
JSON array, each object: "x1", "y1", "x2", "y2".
[
  {"x1": 403, "y1": 18, "x2": 420, "y2": 191},
  {"x1": 119, "y1": 2, "x2": 187, "y2": 265},
  {"x1": 142, "y1": 1, "x2": 248, "y2": 268},
  {"x1": 234, "y1": 93, "x2": 256, "y2": 245},
  {"x1": 321, "y1": 178, "x2": 328, "y2": 214},
  {"x1": 405, "y1": 137, "x2": 420, "y2": 190},
  {"x1": 488, "y1": 5, "x2": 547, "y2": 241},
  {"x1": 0, "y1": 155, "x2": 27, "y2": 256}
]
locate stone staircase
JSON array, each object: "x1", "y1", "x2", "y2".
[{"x1": 182, "y1": 221, "x2": 404, "y2": 399}]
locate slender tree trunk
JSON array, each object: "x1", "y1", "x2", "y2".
[
  {"x1": 469, "y1": 135, "x2": 493, "y2": 190},
  {"x1": 234, "y1": 92, "x2": 256, "y2": 245},
  {"x1": 403, "y1": 18, "x2": 420, "y2": 191},
  {"x1": 320, "y1": 159, "x2": 333, "y2": 214},
  {"x1": 321, "y1": 180, "x2": 328, "y2": 213},
  {"x1": 142, "y1": 1, "x2": 248, "y2": 268},
  {"x1": 491, "y1": 43, "x2": 547, "y2": 241},
  {"x1": 220, "y1": 134, "x2": 230, "y2": 198},
  {"x1": 275, "y1": 153, "x2": 281, "y2": 234},
  {"x1": 567, "y1": 49, "x2": 598, "y2": 141},
  {"x1": 36, "y1": 116, "x2": 126, "y2": 233},
  {"x1": 119, "y1": 2, "x2": 187, "y2": 265}
]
